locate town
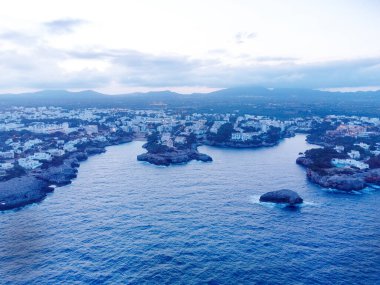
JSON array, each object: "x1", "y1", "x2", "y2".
[{"x1": 1, "y1": 106, "x2": 380, "y2": 209}]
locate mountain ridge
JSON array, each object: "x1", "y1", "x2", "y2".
[{"x1": 0, "y1": 86, "x2": 379, "y2": 118}]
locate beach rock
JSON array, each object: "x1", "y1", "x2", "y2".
[
  {"x1": 35, "y1": 159, "x2": 78, "y2": 186},
  {"x1": 296, "y1": 156, "x2": 313, "y2": 167},
  {"x1": 260, "y1": 189, "x2": 303, "y2": 205},
  {"x1": 137, "y1": 153, "x2": 170, "y2": 166},
  {"x1": 364, "y1": 169, "x2": 380, "y2": 185},
  {"x1": 137, "y1": 149, "x2": 212, "y2": 166},
  {"x1": 86, "y1": 147, "x2": 106, "y2": 155},
  {"x1": 74, "y1": 152, "x2": 88, "y2": 161},
  {"x1": 194, "y1": 153, "x2": 213, "y2": 162},
  {"x1": 307, "y1": 169, "x2": 366, "y2": 191},
  {"x1": 0, "y1": 176, "x2": 51, "y2": 210}
]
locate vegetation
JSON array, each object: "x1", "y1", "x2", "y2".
[
  {"x1": 367, "y1": 155, "x2": 380, "y2": 169},
  {"x1": 145, "y1": 132, "x2": 171, "y2": 154},
  {"x1": 304, "y1": 147, "x2": 348, "y2": 169},
  {"x1": 213, "y1": 123, "x2": 233, "y2": 142}
]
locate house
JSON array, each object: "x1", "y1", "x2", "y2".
[
  {"x1": 0, "y1": 163, "x2": 14, "y2": 170},
  {"x1": 18, "y1": 158, "x2": 42, "y2": 170},
  {"x1": 32, "y1": 152, "x2": 52, "y2": 162},
  {"x1": 334, "y1": 146, "x2": 345, "y2": 153},
  {"x1": 348, "y1": 150, "x2": 361, "y2": 160},
  {"x1": 0, "y1": 151, "x2": 15, "y2": 159},
  {"x1": 174, "y1": 136, "x2": 187, "y2": 144},
  {"x1": 84, "y1": 125, "x2": 99, "y2": 135},
  {"x1": 47, "y1": 149, "x2": 65, "y2": 157},
  {"x1": 332, "y1": 158, "x2": 369, "y2": 170}
]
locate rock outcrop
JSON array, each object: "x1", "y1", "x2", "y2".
[
  {"x1": 0, "y1": 176, "x2": 52, "y2": 210},
  {"x1": 205, "y1": 140, "x2": 277, "y2": 148},
  {"x1": 296, "y1": 157, "x2": 314, "y2": 167},
  {"x1": 305, "y1": 168, "x2": 380, "y2": 191},
  {"x1": 260, "y1": 189, "x2": 303, "y2": 205},
  {"x1": 85, "y1": 147, "x2": 106, "y2": 155},
  {"x1": 137, "y1": 149, "x2": 212, "y2": 166},
  {"x1": 364, "y1": 169, "x2": 380, "y2": 184},
  {"x1": 0, "y1": 139, "x2": 134, "y2": 211}
]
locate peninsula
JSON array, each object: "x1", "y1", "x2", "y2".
[
  {"x1": 297, "y1": 116, "x2": 380, "y2": 191},
  {"x1": 137, "y1": 132, "x2": 212, "y2": 166}
]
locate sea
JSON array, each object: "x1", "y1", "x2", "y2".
[{"x1": 0, "y1": 135, "x2": 379, "y2": 284}]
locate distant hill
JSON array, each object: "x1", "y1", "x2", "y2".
[{"x1": 0, "y1": 86, "x2": 379, "y2": 118}]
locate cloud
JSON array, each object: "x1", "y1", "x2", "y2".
[
  {"x1": 254, "y1": 56, "x2": 299, "y2": 63},
  {"x1": 0, "y1": 42, "x2": 380, "y2": 91},
  {"x1": 235, "y1": 32, "x2": 257, "y2": 44},
  {"x1": 43, "y1": 18, "x2": 87, "y2": 34},
  {"x1": 0, "y1": 47, "x2": 110, "y2": 90},
  {"x1": 0, "y1": 31, "x2": 37, "y2": 45}
]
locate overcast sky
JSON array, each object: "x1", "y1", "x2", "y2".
[{"x1": 1, "y1": 0, "x2": 380, "y2": 94}]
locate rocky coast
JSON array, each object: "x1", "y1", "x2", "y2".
[
  {"x1": 297, "y1": 156, "x2": 380, "y2": 191},
  {"x1": 0, "y1": 138, "x2": 132, "y2": 211},
  {"x1": 205, "y1": 140, "x2": 278, "y2": 148},
  {"x1": 137, "y1": 148, "x2": 212, "y2": 166},
  {"x1": 0, "y1": 176, "x2": 53, "y2": 210}
]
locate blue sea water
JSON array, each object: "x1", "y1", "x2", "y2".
[{"x1": 0, "y1": 135, "x2": 379, "y2": 285}]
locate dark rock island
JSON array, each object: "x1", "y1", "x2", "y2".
[
  {"x1": 137, "y1": 149, "x2": 212, "y2": 166},
  {"x1": 260, "y1": 189, "x2": 303, "y2": 205},
  {"x1": 137, "y1": 132, "x2": 212, "y2": 166}
]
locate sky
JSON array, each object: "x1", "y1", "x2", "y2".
[{"x1": 0, "y1": 0, "x2": 380, "y2": 94}]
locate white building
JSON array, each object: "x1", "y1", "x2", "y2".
[
  {"x1": 231, "y1": 132, "x2": 255, "y2": 141},
  {"x1": 47, "y1": 149, "x2": 65, "y2": 157},
  {"x1": 348, "y1": 150, "x2": 361, "y2": 160},
  {"x1": 23, "y1": 139, "x2": 43, "y2": 151},
  {"x1": 84, "y1": 125, "x2": 99, "y2": 135},
  {"x1": 334, "y1": 146, "x2": 345, "y2": 153},
  {"x1": 332, "y1": 158, "x2": 369, "y2": 170},
  {"x1": 0, "y1": 163, "x2": 14, "y2": 170},
  {"x1": 32, "y1": 152, "x2": 52, "y2": 161},
  {"x1": 18, "y1": 158, "x2": 42, "y2": 170},
  {"x1": 354, "y1": 143, "x2": 370, "y2": 150},
  {"x1": 210, "y1": 121, "x2": 228, "y2": 134},
  {"x1": 0, "y1": 151, "x2": 15, "y2": 159},
  {"x1": 174, "y1": 136, "x2": 187, "y2": 144}
]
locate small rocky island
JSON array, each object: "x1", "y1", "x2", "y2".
[
  {"x1": 137, "y1": 132, "x2": 212, "y2": 166},
  {"x1": 260, "y1": 189, "x2": 303, "y2": 206}
]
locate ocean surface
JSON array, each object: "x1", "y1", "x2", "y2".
[{"x1": 0, "y1": 135, "x2": 379, "y2": 285}]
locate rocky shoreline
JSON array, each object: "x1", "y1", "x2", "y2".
[
  {"x1": 0, "y1": 176, "x2": 53, "y2": 210},
  {"x1": 0, "y1": 138, "x2": 132, "y2": 211},
  {"x1": 204, "y1": 140, "x2": 278, "y2": 148},
  {"x1": 137, "y1": 148, "x2": 212, "y2": 166},
  {"x1": 297, "y1": 157, "x2": 380, "y2": 191}
]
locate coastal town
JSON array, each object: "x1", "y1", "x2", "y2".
[{"x1": 0, "y1": 106, "x2": 380, "y2": 210}]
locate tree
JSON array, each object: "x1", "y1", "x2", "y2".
[
  {"x1": 147, "y1": 132, "x2": 159, "y2": 144},
  {"x1": 215, "y1": 123, "x2": 233, "y2": 142},
  {"x1": 186, "y1": 133, "x2": 197, "y2": 147},
  {"x1": 367, "y1": 155, "x2": 380, "y2": 169}
]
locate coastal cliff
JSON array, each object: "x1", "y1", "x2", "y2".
[
  {"x1": 0, "y1": 140, "x2": 131, "y2": 211},
  {"x1": 297, "y1": 146, "x2": 380, "y2": 191},
  {"x1": 137, "y1": 132, "x2": 212, "y2": 166},
  {"x1": 137, "y1": 149, "x2": 212, "y2": 166},
  {"x1": 204, "y1": 140, "x2": 278, "y2": 148},
  {"x1": 0, "y1": 176, "x2": 52, "y2": 210}
]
